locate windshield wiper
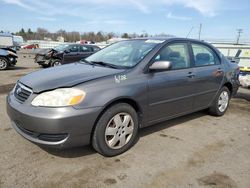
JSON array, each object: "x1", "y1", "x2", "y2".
[
  {"x1": 80, "y1": 59, "x2": 95, "y2": 65},
  {"x1": 90, "y1": 61, "x2": 121, "y2": 69}
]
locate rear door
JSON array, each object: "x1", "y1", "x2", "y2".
[
  {"x1": 147, "y1": 42, "x2": 197, "y2": 123},
  {"x1": 190, "y1": 42, "x2": 224, "y2": 109},
  {"x1": 63, "y1": 45, "x2": 80, "y2": 64},
  {"x1": 78, "y1": 45, "x2": 94, "y2": 60}
]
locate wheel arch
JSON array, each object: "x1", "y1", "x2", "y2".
[
  {"x1": 90, "y1": 97, "x2": 143, "y2": 142},
  {"x1": 223, "y1": 82, "x2": 233, "y2": 96}
]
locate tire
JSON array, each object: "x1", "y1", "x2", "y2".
[
  {"x1": 92, "y1": 103, "x2": 139, "y2": 157},
  {"x1": 209, "y1": 86, "x2": 230, "y2": 116},
  {"x1": 0, "y1": 57, "x2": 8, "y2": 70},
  {"x1": 51, "y1": 59, "x2": 62, "y2": 67},
  {"x1": 41, "y1": 64, "x2": 50, "y2": 68}
]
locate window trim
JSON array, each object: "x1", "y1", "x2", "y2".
[
  {"x1": 189, "y1": 42, "x2": 221, "y2": 68},
  {"x1": 146, "y1": 41, "x2": 192, "y2": 72}
]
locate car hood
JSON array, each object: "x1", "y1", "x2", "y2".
[
  {"x1": 35, "y1": 48, "x2": 52, "y2": 55},
  {"x1": 19, "y1": 63, "x2": 125, "y2": 93}
]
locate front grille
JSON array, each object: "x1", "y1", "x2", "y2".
[
  {"x1": 38, "y1": 134, "x2": 68, "y2": 142},
  {"x1": 16, "y1": 123, "x2": 68, "y2": 142},
  {"x1": 14, "y1": 83, "x2": 32, "y2": 102},
  {"x1": 17, "y1": 123, "x2": 39, "y2": 138}
]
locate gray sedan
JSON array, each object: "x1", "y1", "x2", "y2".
[{"x1": 7, "y1": 38, "x2": 240, "y2": 156}]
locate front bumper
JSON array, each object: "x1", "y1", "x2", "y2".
[
  {"x1": 8, "y1": 56, "x2": 17, "y2": 65},
  {"x1": 6, "y1": 93, "x2": 102, "y2": 148},
  {"x1": 35, "y1": 55, "x2": 50, "y2": 66}
]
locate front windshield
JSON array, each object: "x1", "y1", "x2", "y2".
[
  {"x1": 86, "y1": 40, "x2": 162, "y2": 68},
  {"x1": 54, "y1": 44, "x2": 69, "y2": 51}
]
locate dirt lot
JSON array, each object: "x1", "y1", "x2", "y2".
[{"x1": 0, "y1": 53, "x2": 250, "y2": 188}]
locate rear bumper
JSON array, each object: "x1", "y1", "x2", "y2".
[{"x1": 6, "y1": 93, "x2": 102, "y2": 148}]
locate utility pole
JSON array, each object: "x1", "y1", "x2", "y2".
[
  {"x1": 198, "y1": 23, "x2": 202, "y2": 40},
  {"x1": 236, "y1": 29, "x2": 243, "y2": 44}
]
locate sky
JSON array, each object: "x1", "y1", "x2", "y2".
[{"x1": 0, "y1": 0, "x2": 250, "y2": 39}]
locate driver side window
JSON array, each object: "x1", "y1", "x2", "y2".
[{"x1": 154, "y1": 43, "x2": 190, "y2": 70}]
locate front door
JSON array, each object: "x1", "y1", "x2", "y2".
[
  {"x1": 78, "y1": 45, "x2": 94, "y2": 60},
  {"x1": 147, "y1": 42, "x2": 196, "y2": 123}
]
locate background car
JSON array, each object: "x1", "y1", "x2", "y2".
[
  {"x1": 34, "y1": 44, "x2": 101, "y2": 67},
  {"x1": 0, "y1": 48, "x2": 18, "y2": 70},
  {"x1": 21, "y1": 43, "x2": 39, "y2": 49}
]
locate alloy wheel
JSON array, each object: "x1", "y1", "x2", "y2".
[
  {"x1": 105, "y1": 113, "x2": 134, "y2": 149},
  {"x1": 218, "y1": 91, "x2": 229, "y2": 112},
  {"x1": 0, "y1": 59, "x2": 7, "y2": 70}
]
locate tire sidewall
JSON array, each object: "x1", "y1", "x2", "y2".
[{"x1": 93, "y1": 103, "x2": 139, "y2": 157}]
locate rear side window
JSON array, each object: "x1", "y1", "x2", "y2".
[
  {"x1": 154, "y1": 43, "x2": 190, "y2": 70},
  {"x1": 93, "y1": 46, "x2": 100, "y2": 52},
  {"x1": 191, "y1": 43, "x2": 220, "y2": 67},
  {"x1": 80, "y1": 46, "x2": 92, "y2": 52}
]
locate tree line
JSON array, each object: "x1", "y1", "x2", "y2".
[{"x1": 11, "y1": 28, "x2": 173, "y2": 42}]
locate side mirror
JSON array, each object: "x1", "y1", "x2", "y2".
[
  {"x1": 64, "y1": 49, "x2": 70, "y2": 53},
  {"x1": 149, "y1": 61, "x2": 172, "y2": 71}
]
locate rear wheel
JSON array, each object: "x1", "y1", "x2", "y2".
[
  {"x1": 209, "y1": 86, "x2": 230, "y2": 116},
  {"x1": 0, "y1": 57, "x2": 8, "y2": 70},
  {"x1": 92, "y1": 103, "x2": 139, "y2": 157}
]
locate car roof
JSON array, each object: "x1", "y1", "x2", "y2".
[
  {"x1": 67, "y1": 43, "x2": 99, "y2": 47},
  {"x1": 129, "y1": 37, "x2": 213, "y2": 48},
  {"x1": 134, "y1": 37, "x2": 206, "y2": 43}
]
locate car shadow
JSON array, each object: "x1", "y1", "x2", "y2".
[
  {"x1": 42, "y1": 110, "x2": 207, "y2": 158},
  {"x1": 139, "y1": 110, "x2": 207, "y2": 138},
  {"x1": 40, "y1": 145, "x2": 96, "y2": 158},
  {"x1": 4, "y1": 66, "x2": 30, "y2": 71},
  {"x1": 234, "y1": 88, "x2": 250, "y2": 101}
]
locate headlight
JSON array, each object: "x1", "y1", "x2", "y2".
[{"x1": 31, "y1": 88, "x2": 86, "y2": 107}]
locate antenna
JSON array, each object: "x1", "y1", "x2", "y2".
[
  {"x1": 236, "y1": 29, "x2": 243, "y2": 44},
  {"x1": 186, "y1": 26, "x2": 194, "y2": 38}
]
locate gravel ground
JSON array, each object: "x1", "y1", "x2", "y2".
[{"x1": 0, "y1": 53, "x2": 250, "y2": 188}]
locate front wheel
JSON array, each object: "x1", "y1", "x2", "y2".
[
  {"x1": 0, "y1": 57, "x2": 8, "y2": 70},
  {"x1": 209, "y1": 86, "x2": 230, "y2": 116},
  {"x1": 51, "y1": 59, "x2": 62, "y2": 67},
  {"x1": 92, "y1": 103, "x2": 139, "y2": 157}
]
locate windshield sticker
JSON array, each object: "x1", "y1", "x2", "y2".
[
  {"x1": 115, "y1": 75, "x2": 127, "y2": 83},
  {"x1": 145, "y1": 39, "x2": 165, "y2": 44}
]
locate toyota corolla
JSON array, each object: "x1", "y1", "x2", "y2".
[{"x1": 7, "y1": 38, "x2": 240, "y2": 156}]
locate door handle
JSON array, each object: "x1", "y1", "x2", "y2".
[
  {"x1": 187, "y1": 72, "x2": 195, "y2": 78},
  {"x1": 217, "y1": 68, "x2": 223, "y2": 73}
]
